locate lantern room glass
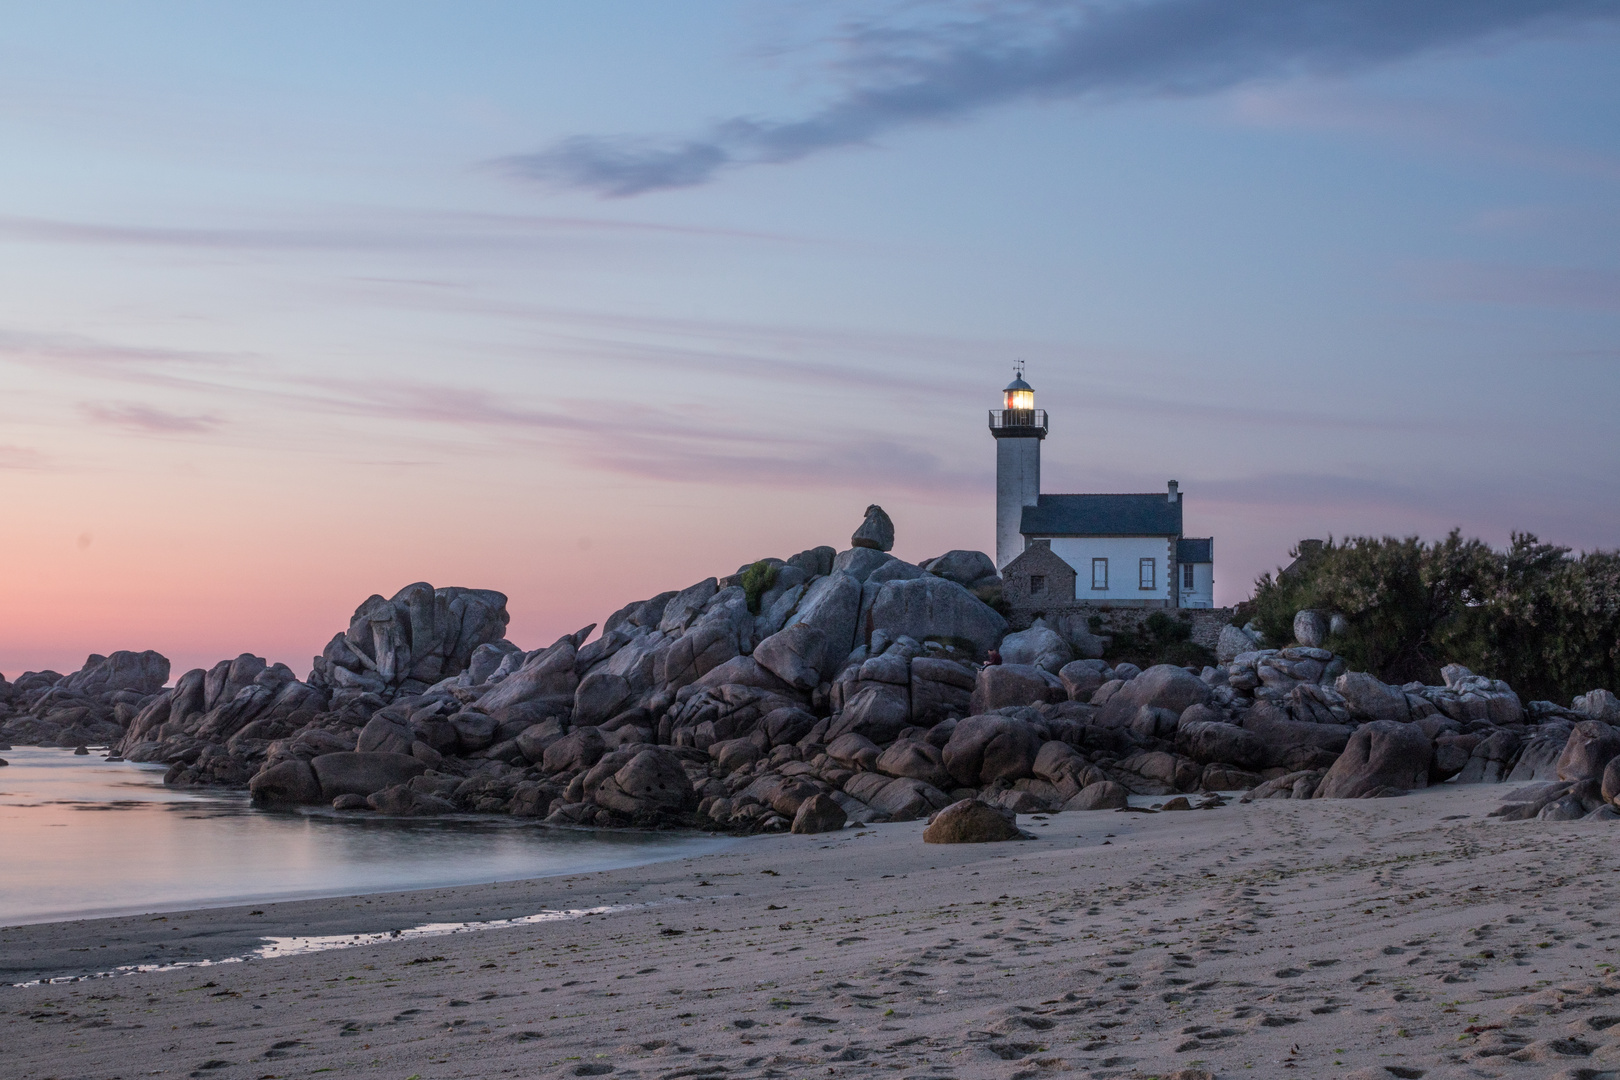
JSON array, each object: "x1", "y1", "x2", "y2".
[{"x1": 1004, "y1": 386, "x2": 1034, "y2": 411}]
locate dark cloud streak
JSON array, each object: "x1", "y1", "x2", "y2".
[{"x1": 501, "y1": 0, "x2": 1620, "y2": 196}]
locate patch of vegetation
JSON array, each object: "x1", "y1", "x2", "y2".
[
  {"x1": 739, "y1": 560, "x2": 779, "y2": 614},
  {"x1": 1245, "y1": 531, "x2": 1620, "y2": 701},
  {"x1": 1102, "y1": 611, "x2": 1215, "y2": 671}
]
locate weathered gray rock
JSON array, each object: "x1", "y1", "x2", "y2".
[
  {"x1": 1455, "y1": 728, "x2": 1520, "y2": 784},
  {"x1": 63, "y1": 651, "x2": 170, "y2": 698},
  {"x1": 923, "y1": 800, "x2": 1022, "y2": 843},
  {"x1": 1334, "y1": 671, "x2": 1412, "y2": 724},
  {"x1": 851, "y1": 504, "x2": 895, "y2": 552},
  {"x1": 942, "y1": 714, "x2": 1042, "y2": 787},
  {"x1": 1604, "y1": 756, "x2": 1620, "y2": 804},
  {"x1": 867, "y1": 777, "x2": 951, "y2": 820},
  {"x1": 310, "y1": 751, "x2": 426, "y2": 800},
  {"x1": 923, "y1": 550, "x2": 997, "y2": 588},
  {"x1": 356, "y1": 713, "x2": 414, "y2": 756},
  {"x1": 1313, "y1": 720, "x2": 1431, "y2": 799},
  {"x1": 1058, "y1": 660, "x2": 1109, "y2": 702},
  {"x1": 827, "y1": 683, "x2": 911, "y2": 744},
  {"x1": 868, "y1": 576, "x2": 1007, "y2": 658},
  {"x1": 1097, "y1": 664, "x2": 1211, "y2": 727},
  {"x1": 515, "y1": 719, "x2": 568, "y2": 764},
  {"x1": 970, "y1": 664, "x2": 1064, "y2": 714},
  {"x1": 1575, "y1": 689, "x2": 1620, "y2": 724},
  {"x1": 1507, "y1": 723, "x2": 1573, "y2": 782},
  {"x1": 1293, "y1": 610, "x2": 1328, "y2": 649},
  {"x1": 875, "y1": 739, "x2": 952, "y2": 791},
  {"x1": 709, "y1": 737, "x2": 762, "y2": 774},
  {"x1": 752, "y1": 622, "x2": 828, "y2": 692},
  {"x1": 1240, "y1": 769, "x2": 1326, "y2": 801},
  {"x1": 1556, "y1": 720, "x2": 1620, "y2": 783},
  {"x1": 908, "y1": 657, "x2": 976, "y2": 725},
  {"x1": 998, "y1": 621, "x2": 1073, "y2": 674},
  {"x1": 594, "y1": 748, "x2": 699, "y2": 815},
  {"x1": 310, "y1": 583, "x2": 511, "y2": 706},
  {"x1": 1216, "y1": 624, "x2": 1264, "y2": 665},
  {"x1": 827, "y1": 731, "x2": 881, "y2": 771},
  {"x1": 543, "y1": 727, "x2": 607, "y2": 773},
  {"x1": 248, "y1": 759, "x2": 321, "y2": 806},
  {"x1": 1063, "y1": 780, "x2": 1129, "y2": 810},
  {"x1": 1241, "y1": 702, "x2": 1355, "y2": 769},
  {"x1": 474, "y1": 635, "x2": 580, "y2": 721},
  {"x1": 791, "y1": 793, "x2": 846, "y2": 834},
  {"x1": 1176, "y1": 720, "x2": 1267, "y2": 772},
  {"x1": 782, "y1": 573, "x2": 863, "y2": 677}
]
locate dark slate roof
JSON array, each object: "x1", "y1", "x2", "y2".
[
  {"x1": 1177, "y1": 537, "x2": 1213, "y2": 563},
  {"x1": 1020, "y1": 493, "x2": 1183, "y2": 538}
]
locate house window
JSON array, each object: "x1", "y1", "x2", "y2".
[
  {"x1": 1182, "y1": 563, "x2": 1195, "y2": 590},
  {"x1": 1029, "y1": 574, "x2": 1046, "y2": 596},
  {"x1": 1091, "y1": 558, "x2": 1108, "y2": 590},
  {"x1": 1139, "y1": 558, "x2": 1156, "y2": 590}
]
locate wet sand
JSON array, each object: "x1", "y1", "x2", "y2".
[{"x1": 5, "y1": 784, "x2": 1620, "y2": 1079}]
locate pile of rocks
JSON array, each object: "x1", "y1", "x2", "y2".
[{"x1": 6, "y1": 505, "x2": 1620, "y2": 833}]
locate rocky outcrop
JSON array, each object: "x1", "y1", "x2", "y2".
[
  {"x1": 308, "y1": 583, "x2": 512, "y2": 712},
  {"x1": 17, "y1": 525, "x2": 1620, "y2": 834}
]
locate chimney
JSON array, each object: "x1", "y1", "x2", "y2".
[{"x1": 1167, "y1": 480, "x2": 1179, "y2": 503}]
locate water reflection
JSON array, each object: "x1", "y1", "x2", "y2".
[{"x1": 0, "y1": 747, "x2": 729, "y2": 926}]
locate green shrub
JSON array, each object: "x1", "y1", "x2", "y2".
[
  {"x1": 1246, "y1": 531, "x2": 1620, "y2": 701},
  {"x1": 739, "y1": 560, "x2": 778, "y2": 614}
]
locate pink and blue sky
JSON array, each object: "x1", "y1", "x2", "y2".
[{"x1": 2, "y1": 1, "x2": 1618, "y2": 679}]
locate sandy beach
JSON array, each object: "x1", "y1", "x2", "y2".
[{"x1": 4, "y1": 785, "x2": 1619, "y2": 1080}]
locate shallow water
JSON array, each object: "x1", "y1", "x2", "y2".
[{"x1": 0, "y1": 746, "x2": 729, "y2": 926}]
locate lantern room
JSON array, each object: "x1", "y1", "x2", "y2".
[{"x1": 1003, "y1": 373, "x2": 1035, "y2": 412}]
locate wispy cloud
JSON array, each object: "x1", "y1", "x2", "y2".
[
  {"x1": 0, "y1": 209, "x2": 799, "y2": 253},
  {"x1": 500, "y1": 0, "x2": 1620, "y2": 196},
  {"x1": 0, "y1": 444, "x2": 48, "y2": 470},
  {"x1": 83, "y1": 403, "x2": 223, "y2": 435}
]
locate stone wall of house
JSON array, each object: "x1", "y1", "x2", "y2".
[{"x1": 1006, "y1": 599, "x2": 1236, "y2": 650}]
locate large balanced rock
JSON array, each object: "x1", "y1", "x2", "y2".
[
  {"x1": 923, "y1": 799, "x2": 1022, "y2": 843},
  {"x1": 942, "y1": 714, "x2": 1041, "y2": 787},
  {"x1": 310, "y1": 751, "x2": 426, "y2": 800},
  {"x1": 1313, "y1": 720, "x2": 1432, "y2": 799},
  {"x1": 850, "y1": 504, "x2": 895, "y2": 552}
]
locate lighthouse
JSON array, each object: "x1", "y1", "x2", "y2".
[{"x1": 988, "y1": 367, "x2": 1047, "y2": 570}]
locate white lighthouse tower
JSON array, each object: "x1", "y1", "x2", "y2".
[{"x1": 989, "y1": 367, "x2": 1047, "y2": 570}]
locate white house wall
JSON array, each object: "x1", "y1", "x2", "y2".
[
  {"x1": 1180, "y1": 562, "x2": 1215, "y2": 609},
  {"x1": 1045, "y1": 536, "x2": 1175, "y2": 604}
]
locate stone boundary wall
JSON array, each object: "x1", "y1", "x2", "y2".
[{"x1": 1007, "y1": 602, "x2": 1237, "y2": 650}]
